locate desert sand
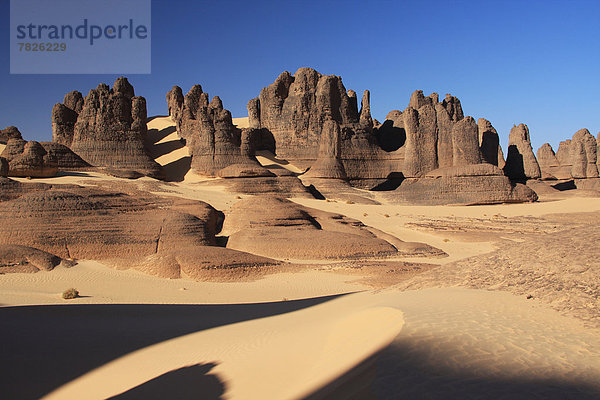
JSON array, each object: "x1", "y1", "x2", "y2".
[{"x1": 2, "y1": 115, "x2": 600, "y2": 399}]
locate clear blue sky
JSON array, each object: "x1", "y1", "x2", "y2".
[{"x1": 1, "y1": 0, "x2": 599, "y2": 153}]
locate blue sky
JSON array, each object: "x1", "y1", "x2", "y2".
[{"x1": 1, "y1": 0, "x2": 599, "y2": 153}]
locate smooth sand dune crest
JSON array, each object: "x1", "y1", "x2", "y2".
[
  {"x1": 232, "y1": 117, "x2": 249, "y2": 128},
  {"x1": 40, "y1": 293, "x2": 404, "y2": 400}
]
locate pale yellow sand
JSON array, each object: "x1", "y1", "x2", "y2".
[
  {"x1": 255, "y1": 150, "x2": 305, "y2": 174},
  {"x1": 32, "y1": 288, "x2": 600, "y2": 399},
  {"x1": 0, "y1": 260, "x2": 367, "y2": 305},
  {"x1": 0, "y1": 143, "x2": 6, "y2": 154},
  {"x1": 232, "y1": 117, "x2": 249, "y2": 128}
]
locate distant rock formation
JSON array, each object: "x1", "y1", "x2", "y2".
[
  {"x1": 53, "y1": 77, "x2": 163, "y2": 179},
  {"x1": 478, "y1": 118, "x2": 505, "y2": 168},
  {"x1": 569, "y1": 129, "x2": 598, "y2": 179},
  {"x1": 249, "y1": 67, "x2": 367, "y2": 169},
  {"x1": 385, "y1": 164, "x2": 538, "y2": 205},
  {"x1": 51, "y1": 91, "x2": 83, "y2": 147},
  {"x1": 503, "y1": 124, "x2": 541, "y2": 181},
  {"x1": 0, "y1": 139, "x2": 58, "y2": 178},
  {"x1": 170, "y1": 84, "x2": 259, "y2": 175},
  {"x1": 0, "y1": 126, "x2": 22, "y2": 144},
  {"x1": 537, "y1": 129, "x2": 599, "y2": 181}
]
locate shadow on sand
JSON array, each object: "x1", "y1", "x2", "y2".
[
  {"x1": 0, "y1": 294, "x2": 344, "y2": 400},
  {"x1": 108, "y1": 363, "x2": 225, "y2": 400}
]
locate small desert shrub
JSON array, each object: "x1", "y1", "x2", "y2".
[
  {"x1": 384, "y1": 214, "x2": 390, "y2": 218},
  {"x1": 442, "y1": 238, "x2": 450, "y2": 243},
  {"x1": 363, "y1": 213, "x2": 368, "y2": 217},
  {"x1": 235, "y1": 195, "x2": 242, "y2": 199},
  {"x1": 346, "y1": 200, "x2": 355, "y2": 204},
  {"x1": 62, "y1": 288, "x2": 79, "y2": 300}
]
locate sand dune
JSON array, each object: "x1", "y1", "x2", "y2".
[
  {"x1": 232, "y1": 117, "x2": 249, "y2": 128},
  {"x1": 0, "y1": 143, "x2": 6, "y2": 154}
]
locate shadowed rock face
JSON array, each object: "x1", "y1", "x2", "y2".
[
  {"x1": 1, "y1": 139, "x2": 58, "y2": 178},
  {"x1": 0, "y1": 126, "x2": 23, "y2": 144},
  {"x1": 503, "y1": 123, "x2": 541, "y2": 181},
  {"x1": 166, "y1": 85, "x2": 184, "y2": 123},
  {"x1": 478, "y1": 118, "x2": 505, "y2": 168},
  {"x1": 53, "y1": 78, "x2": 163, "y2": 179},
  {"x1": 0, "y1": 157, "x2": 8, "y2": 177}
]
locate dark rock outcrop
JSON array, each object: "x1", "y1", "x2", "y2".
[
  {"x1": 503, "y1": 124, "x2": 541, "y2": 180},
  {"x1": 0, "y1": 126, "x2": 23, "y2": 144},
  {"x1": 1, "y1": 139, "x2": 58, "y2": 178},
  {"x1": 39, "y1": 142, "x2": 90, "y2": 169},
  {"x1": 451, "y1": 117, "x2": 482, "y2": 167},
  {"x1": 51, "y1": 91, "x2": 83, "y2": 147},
  {"x1": 0, "y1": 157, "x2": 7, "y2": 177},
  {"x1": 537, "y1": 143, "x2": 571, "y2": 180},
  {"x1": 64, "y1": 77, "x2": 163, "y2": 179},
  {"x1": 166, "y1": 85, "x2": 184, "y2": 122},
  {"x1": 173, "y1": 84, "x2": 251, "y2": 175},
  {"x1": 402, "y1": 105, "x2": 438, "y2": 177},
  {"x1": 478, "y1": 118, "x2": 505, "y2": 168},
  {"x1": 0, "y1": 245, "x2": 67, "y2": 273}
]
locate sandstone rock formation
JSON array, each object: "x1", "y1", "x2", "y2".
[
  {"x1": 451, "y1": 117, "x2": 482, "y2": 167},
  {"x1": 385, "y1": 164, "x2": 538, "y2": 205},
  {"x1": 223, "y1": 196, "x2": 446, "y2": 259},
  {"x1": 171, "y1": 84, "x2": 256, "y2": 175},
  {"x1": 249, "y1": 67, "x2": 366, "y2": 169},
  {"x1": 402, "y1": 105, "x2": 438, "y2": 177},
  {"x1": 0, "y1": 244, "x2": 68, "y2": 273},
  {"x1": 478, "y1": 118, "x2": 505, "y2": 168},
  {"x1": 54, "y1": 77, "x2": 163, "y2": 179},
  {"x1": 503, "y1": 124, "x2": 541, "y2": 180},
  {"x1": 569, "y1": 129, "x2": 598, "y2": 179},
  {"x1": 166, "y1": 85, "x2": 184, "y2": 123},
  {"x1": 537, "y1": 143, "x2": 571, "y2": 180},
  {"x1": 51, "y1": 91, "x2": 83, "y2": 147},
  {"x1": 0, "y1": 157, "x2": 7, "y2": 177},
  {"x1": 0, "y1": 183, "x2": 280, "y2": 280},
  {"x1": 303, "y1": 120, "x2": 347, "y2": 179},
  {"x1": 40, "y1": 142, "x2": 90, "y2": 169},
  {"x1": 0, "y1": 126, "x2": 22, "y2": 144},
  {"x1": 1, "y1": 139, "x2": 58, "y2": 178}
]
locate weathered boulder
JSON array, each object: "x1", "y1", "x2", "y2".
[
  {"x1": 451, "y1": 116, "x2": 482, "y2": 167},
  {"x1": 0, "y1": 245, "x2": 66, "y2": 273},
  {"x1": 569, "y1": 129, "x2": 598, "y2": 179},
  {"x1": 1, "y1": 140, "x2": 58, "y2": 178},
  {"x1": 68, "y1": 77, "x2": 164, "y2": 179},
  {"x1": 503, "y1": 123, "x2": 541, "y2": 180},
  {"x1": 478, "y1": 118, "x2": 505, "y2": 168},
  {"x1": 0, "y1": 126, "x2": 23, "y2": 144}
]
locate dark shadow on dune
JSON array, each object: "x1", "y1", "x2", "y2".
[
  {"x1": 374, "y1": 120, "x2": 406, "y2": 152},
  {"x1": 108, "y1": 363, "x2": 225, "y2": 400},
  {"x1": 162, "y1": 156, "x2": 192, "y2": 182},
  {"x1": 146, "y1": 115, "x2": 169, "y2": 123},
  {"x1": 0, "y1": 294, "x2": 345, "y2": 400},
  {"x1": 147, "y1": 126, "x2": 177, "y2": 145},
  {"x1": 151, "y1": 140, "x2": 185, "y2": 158},
  {"x1": 307, "y1": 184, "x2": 326, "y2": 200},
  {"x1": 360, "y1": 341, "x2": 600, "y2": 400}
]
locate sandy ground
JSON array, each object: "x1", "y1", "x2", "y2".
[
  {"x1": 0, "y1": 143, "x2": 6, "y2": 154},
  {"x1": 2, "y1": 116, "x2": 600, "y2": 398}
]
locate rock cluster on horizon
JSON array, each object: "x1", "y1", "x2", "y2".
[{"x1": 52, "y1": 77, "x2": 163, "y2": 179}]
